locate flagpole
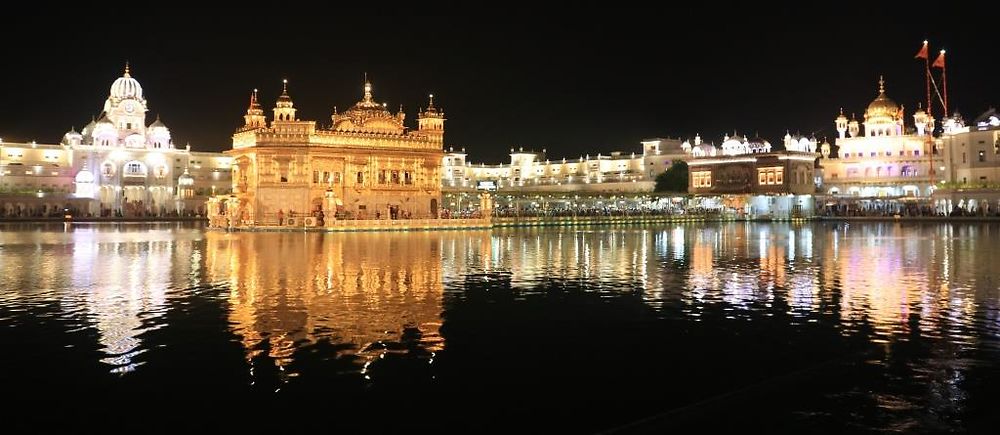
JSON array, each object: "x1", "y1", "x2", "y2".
[
  {"x1": 940, "y1": 50, "x2": 948, "y2": 117},
  {"x1": 923, "y1": 41, "x2": 932, "y2": 123}
]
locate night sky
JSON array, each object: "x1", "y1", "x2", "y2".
[{"x1": 1, "y1": 9, "x2": 996, "y2": 164}]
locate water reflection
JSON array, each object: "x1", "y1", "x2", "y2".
[
  {"x1": 2, "y1": 222, "x2": 1000, "y2": 431},
  {"x1": 0, "y1": 223, "x2": 203, "y2": 374},
  {"x1": 203, "y1": 230, "x2": 491, "y2": 385}
]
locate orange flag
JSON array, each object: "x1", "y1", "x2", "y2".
[
  {"x1": 932, "y1": 51, "x2": 946, "y2": 68},
  {"x1": 915, "y1": 42, "x2": 929, "y2": 59}
]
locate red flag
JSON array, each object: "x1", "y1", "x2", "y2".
[
  {"x1": 932, "y1": 51, "x2": 946, "y2": 68},
  {"x1": 915, "y1": 42, "x2": 929, "y2": 59}
]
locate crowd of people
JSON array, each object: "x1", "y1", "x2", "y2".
[{"x1": 821, "y1": 203, "x2": 999, "y2": 217}]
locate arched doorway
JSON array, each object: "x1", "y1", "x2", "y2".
[{"x1": 430, "y1": 199, "x2": 438, "y2": 218}]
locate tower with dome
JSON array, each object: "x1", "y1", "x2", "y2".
[
  {"x1": 0, "y1": 64, "x2": 231, "y2": 219},
  {"x1": 62, "y1": 64, "x2": 232, "y2": 217},
  {"x1": 819, "y1": 76, "x2": 943, "y2": 200}
]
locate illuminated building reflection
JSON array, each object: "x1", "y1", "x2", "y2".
[
  {"x1": 204, "y1": 230, "x2": 491, "y2": 384},
  {"x1": 0, "y1": 223, "x2": 203, "y2": 373}
]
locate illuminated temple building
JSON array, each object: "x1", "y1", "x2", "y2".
[
  {"x1": 222, "y1": 78, "x2": 445, "y2": 224},
  {"x1": 0, "y1": 64, "x2": 231, "y2": 217},
  {"x1": 819, "y1": 77, "x2": 943, "y2": 198},
  {"x1": 684, "y1": 133, "x2": 819, "y2": 217}
]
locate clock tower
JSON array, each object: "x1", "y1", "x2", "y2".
[{"x1": 104, "y1": 63, "x2": 149, "y2": 140}]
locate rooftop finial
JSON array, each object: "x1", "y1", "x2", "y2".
[
  {"x1": 282, "y1": 79, "x2": 288, "y2": 95},
  {"x1": 124, "y1": 61, "x2": 131, "y2": 77},
  {"x1": 878, "y1": 75, "x2": 885, "y2": 94},
  {"x1": 839, "y1": 107, "x2": 844, "y2": 116},
  {"x1": 428, "y1": 93, "x2": 435, "y2": 109},
  {"x1": 363, "y1": 73, "x2": 373, "y2": 102}
]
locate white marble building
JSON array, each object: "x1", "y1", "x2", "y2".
[{"x1": 0, "y1": 64, "x2": 231, "y2": 217}]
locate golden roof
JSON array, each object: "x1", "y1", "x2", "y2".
[
  {"x1": 865, "y1": 76, "x2": 899, "y2": 120},
  {"x1": 332, "y1": 79, "x2": 405, "y2": 134}
]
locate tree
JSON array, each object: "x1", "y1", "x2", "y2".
[{"x1": 654, "y1": 160, "x2": 689, "y2": 193}]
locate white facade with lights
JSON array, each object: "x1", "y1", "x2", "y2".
[
  {"x1": 932, "y1": 108, "x2": 1000, "y2": 214},
  {"x1": 442, "y1": 137, "x2": 688, "y2": 194},
  {"x1": 819, "y1": 77, "x2": 943, "y2": 198},
  {"x1": 0, "y1": 65, "x2": 231, "y2": 218}
]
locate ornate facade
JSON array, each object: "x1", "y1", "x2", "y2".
[
  {"x1": 442, "y1": 137, "x2": 688, "y2": 194},
  {"x1": 686, "y1": 133, "x2": 818, "y2": 217},
  {"x1": 0, "y1": 64, "x2": 231, "y2": 218},
  {"x1": 223, "y1": 79, "x2": 445, "y2": 225},
  {"x1": 819, "y1": 77, "x2": 943, "y2": 198}
]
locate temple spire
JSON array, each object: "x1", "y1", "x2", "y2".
[
  {"x1": 878, "y1": 75, "x2": 885, "y2": 94},
  {"x1": 124, "y1": 61, "x2": 131, "y2": 77},
  {"x1": 363, "y1": 73, "x2": 373, "y2": 103}
]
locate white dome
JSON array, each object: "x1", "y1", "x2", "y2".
[
  {"x1": 110, "y1": 67, "x2": 143, "y2": 100},
  {"x1": 75, "y1": 169, "x2": 95, "y2": 183},
  {"x1": 692, "y1": 143, "x2": 717, "y2": 157}
]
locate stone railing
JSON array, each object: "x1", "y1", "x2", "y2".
[{"x1": 210, "y1": 217, "x2": 492, "y2": 232}]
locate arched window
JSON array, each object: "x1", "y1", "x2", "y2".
[
  {"x1": 123, "y1": 161, "x2": 147, "y2": 177},
  {"x1": 357, "y1": 171, "x2": 364, "y2": 184}
]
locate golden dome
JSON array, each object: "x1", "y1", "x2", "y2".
[
  {"x1": 865, "y1": 77, "x2": 899, "y2": 120},
  {"x1": 332, "y1": 78, "x2": 405, "y2": 134}
]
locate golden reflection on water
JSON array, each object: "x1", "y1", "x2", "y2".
[
  {"x1": 204, "y1": 230, "x2": 492, "y2": 377},
  {"x1": 1, "y1": 222, "x2": 997, "y2": 378}
]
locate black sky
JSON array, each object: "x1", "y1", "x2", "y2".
[{"x1": 1, "y1": 8, "x2": 996, "y2": 164}]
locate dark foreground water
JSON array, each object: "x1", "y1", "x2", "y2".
[{"x1": 2, "y1": 222, "x2": 999, "y2": 433}]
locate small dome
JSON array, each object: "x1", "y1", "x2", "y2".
[
  {"x1": 692, "y1": 143, "x2": 717, "y2": 157},
  {"x1": 275, "y1": 80, "x2": 294, "y2": 108},
  {"x1": 110, "y1": 65, "x2": 144, "y2": 100},
  {"x1": 178, "y1": 169, "x2": 195, "y2": 186},
  {"x1": 149, "y1": 115, "x2": 167, "y2": 129},
  {"x1": 82, "y1": 118, "x2": 96, "y2": 136},
  {"x1": 75, "y1": 169, "x2": 95, "y2": 183},
  {"x1": 96, "y1": 113, "x2": 114, "y2": 126},
  {"x1": 721, "y1": 137, "x2": 743, "y2": 148}
]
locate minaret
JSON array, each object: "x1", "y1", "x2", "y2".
[
  {"x1": 418, "y1": 93, "x2": 445, "y2": 143},
  {"x1": 913, "y1": 103, "x2": 928, "y2": 136},
  {"x1": 835, "y1": 108, "x2": 848, "y2": 139},
  {"x1": 848, "y1": 113, "x2": 859, "y2": 138},
  {"x1": 896, "y1": 103, "x2": 905, "y2": 136},
  {"x1": 272, "y1": 79, "x2": 296, "y2": 122},
  {"x1": 244, "y1": 88, "x2": 266, "y2": 128}
]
